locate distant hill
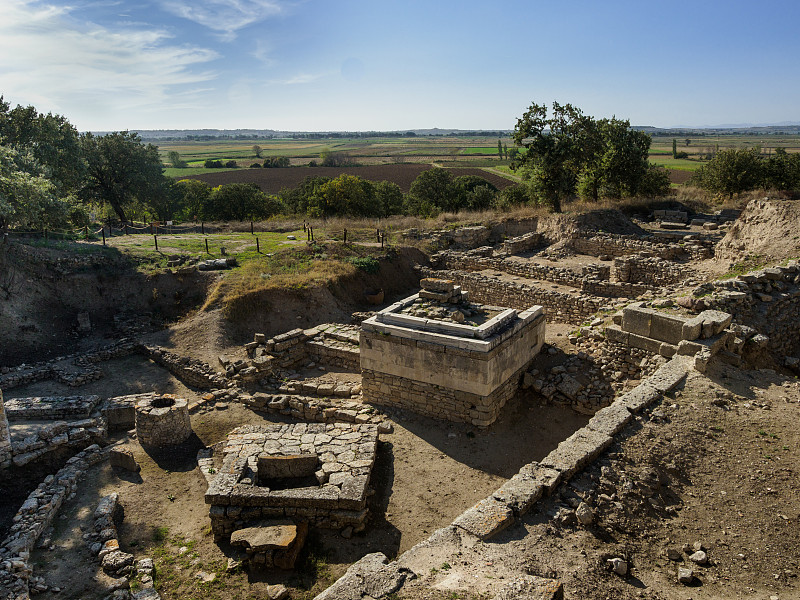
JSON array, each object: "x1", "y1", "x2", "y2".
[{"x1": 89, "y1": 128, "x2": 514, "y2": 141}]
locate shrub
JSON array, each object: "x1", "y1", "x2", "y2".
[{"x1": 203, "y1": 159, "x2": 224, "y2": 168}]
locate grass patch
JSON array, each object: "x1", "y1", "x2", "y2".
[{"x1": 719, "y1": 254, "x2": 769, "y2": 279}]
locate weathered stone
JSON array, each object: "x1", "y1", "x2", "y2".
[
  {"x1": 495, "y1": 575, "x2": 564, "y2": 600},
  {"x1": 452, "y1": 496, "x2": 514, "y2": 540},
  {"x1": 257, "y1": 453, "x2": 318, "y2": 481},
  {"x1": 110, "y1": 447, "x2": 140, "y2": 472}
]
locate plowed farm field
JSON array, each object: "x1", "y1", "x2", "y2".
[{"x1": 177, "y1": 164, "x2": 516, "y2": 194}]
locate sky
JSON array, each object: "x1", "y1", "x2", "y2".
[{"x1": 1, "y1": 0, "x2": 799, "y2": 132}]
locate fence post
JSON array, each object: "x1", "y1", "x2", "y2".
[
  {"x1": 102, "y1": 229, "x2": 106, "y2": 246},
  {"x1": 343, "y1": 228, "x2": 347, "y2": 244},
  {"x1": 154, "y1": 235, "x2": 158, "y2": 252},
  {"x1": 251, "y1": 220, "x2": 254, "y2": 235},
  {"x1": 205, "y1": 238, "x2": 209, "y2": 254},
  {"x1": 256, "y1": 238, "x2": 260, "y2": 253},
  {"x1": 201, "y1": 222, "x2": 205, "y2": 235}
]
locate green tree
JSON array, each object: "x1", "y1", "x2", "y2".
[
  {"x1": 145, "y1": 179, "x2": 184, "y2": 222},
  {"x1": 503, "y1": 143, "x2": 508, "y2": 159},
  {"x1": 497, "y1": 139, "x2": 503, "y2": 159},
  {"x1": 252, "y1": 144, "x2": 262, "y2": 158},
  {"x1": 691, "y1": 148, "x2": 764, "y2": 197},
  {"x1": 168, "y1": 150, "x2": 188, "y2": 168},
  {"x1": 514, "y1": 101, "x2": 660, "y2": 208},
  {"x1": 81, "y1": 131, "x2": 166, "y2": 223},
  {"x1": 203, "y1": 183, "x2": 282, "y2": 221},
  {"x1": 408, "y1": 168, "x2": 462, "y2": 213},
  {"x1": 672, "y1": 138, "x2": 678, "y2": 159},
  {"x1": 315, "y1": 174, "x2": 378, "y2": 217},
  {"x1": 0, "y1": 145, "x2": 65, "y2": 230},
  {"x1": 174, "y1": 179, "x2": 211, "y2": 220},
  {"x1": 764, "y1": 148, "x2": 800, "y2": 190},
  {"x1": 494, "y1": 184, "x2": 531, "y2": 209},
  {"x1": 512, "y1": 101, "x2": 594, "y2": 212},
  {"x1": 374, "y1": 180, "x2": 404, "y2": 216},
  {"x1": 0, "y1": 97, "x2": 84, "y2": 193}
]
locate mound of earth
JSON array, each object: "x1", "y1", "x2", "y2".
[
  {"x1": 716, "y1": 198, "x2": 800, "y2": 262},
  {"x1": 535, "y1": 209, "x2": 645, "y2": 244}
]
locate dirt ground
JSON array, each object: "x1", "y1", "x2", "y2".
[
  {"x1": 19, "y1": 342, "x2": 588, "y2": 600},
  {"x1": 397, "y1": 360, "x2": 800, "y2": 600}
]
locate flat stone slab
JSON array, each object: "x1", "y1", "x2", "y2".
[
  {"x1": 231, "y1": 520, "x2": 297, "y2": 552},
  {"x1": 452, "y1": 496, "x2": 514, "y2": 540},
  {"x1": 314, "y1": 552, "x2": 408, "y2": 600},
  {"x1": 540, "y1": 429, "x2": 613, "y2": 480},
  {"x1": 258, "y1": 453, "x2": 318, "y2": 481},
  {"x1": 586, "y1": 402, "x2": 634, "y2": 436}
]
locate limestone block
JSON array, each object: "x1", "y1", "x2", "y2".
[
  {"x1": 420, "y1": 278, "x2": 455, "y2": 293},
  {"x1": 314, "y1": 552, "x2": 408, "y2": 600},
  {"x1": 258, "y1": 454, "x2": 318, "y2": 481},
  {"x1": 492, "y1": 474, "x2": 545, "y2": 516},
  {"x1": 627, "y1": 332, "x2": 663, "y2": 354},
  {"x1": 649, "y1": 312, "x2": 686, "y2": 344},
  {"x1": 541, "y1": 429, "x2": 613, "y2": 480},
  {"x1": 452, "y1": 496, "x2": 515, "y2": 540},
  {"x1": 617, "y1": 384, "x2": 661, "y2": 413},
  {"x1": 110, "y1": 447, "x2": 140, "y2": 472},
  {"x1": 556, "y1": 375, "x2": 583, "y2": 400},
  {"x1": 587, "y1": 402, "x2": 634, "y2": 437},
  {"x1": 622, "y1": 306, "x2": 654, "y2": 337}
]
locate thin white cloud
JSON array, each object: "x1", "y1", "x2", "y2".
[
  {"x1": 0, "y1": 0, "x2": 218, "y2": 125},
  {"x1": 159, "y1": 0, "x2": 284, "y2": 41},
  {"x1": 268, "y1": 71, "x2": 332, "y2": 85}
]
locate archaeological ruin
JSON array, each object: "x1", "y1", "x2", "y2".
[{"x1": 2, "y1": 198, "x2": 800, "y2": 600}]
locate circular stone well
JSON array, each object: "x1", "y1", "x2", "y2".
[{"x1": 135, "y1": 394, "x2": 192, "y2": 447}]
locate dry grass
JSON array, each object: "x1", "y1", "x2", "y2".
[{"x1": 202, "y1": 242, "x2": 381, "y2": 319}]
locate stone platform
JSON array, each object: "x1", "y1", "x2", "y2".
[
  {"x1": 206, "y1": 422, "x2": 378, "y2": 539},
  {"x1": 360, "y1": 279, "x2": 545, "y2": 426}
]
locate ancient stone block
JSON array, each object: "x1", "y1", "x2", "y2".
[
  {"x1": 257, "y1": 454, "x2": 318, "y2": 481},
  {"x1": 110, "y1": 447, "x2": 140, "y2": 472},
  {"x1": 452, "y1": 496, "x2": 514, "y2": 540}
]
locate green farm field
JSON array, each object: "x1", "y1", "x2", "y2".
[{"x1": 157, "y1": 133, "x2": 800, "y2": 184}]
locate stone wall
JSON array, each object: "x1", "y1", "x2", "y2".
[
  {"x1": 613, "y1": 253, "x2": 692, "y2": 287},
  {"x1": 142, "y1": 345, "x2": 227, "y2": 389},
  {"x1": 572, "y1": 233, "x2": 711, "y2": 261},
  {"x1": 3, "y1": 395, "x2": 101, "y2": 421},
  {"x1": 10, "y1": 418, "x2": 105, "y2": 467},
  {"x1": 0, "y1": 391, "x2": 10, "y2": 469},
  {"x1": 135, "y1": 395, "x2": 192, "y2": 448},
  {"x1": 421, "y1": 267, "x2": 608, "y2": 324},
  {"x1": 0, "y1": 444, "x2": 107, "y2": 599},
  {"x1": 206, "y1": 423, "x2": 378, "y2": 538},
  {"x1": 691, "y1": 262, "x2": 800, "y2": 357},
  {"x1": 0, "y1": 341, "x2": 137, "y2": 391}
]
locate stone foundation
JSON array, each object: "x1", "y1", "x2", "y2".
[
  {"x1": 206, "y1": 423, "x2": 378, "y2": 539},
  {"x1": 421, "y1": 267, "x2": 607, "y2": 324},
  {"x1": 360, "y1": 291, "x2": 545, "y2": 426},
  {"x1": 135, "y1": 395, "x2": 192, "y2": 448},
  {"x1": 361, "y1": 363, "x2": 525, "y2": 426}
]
